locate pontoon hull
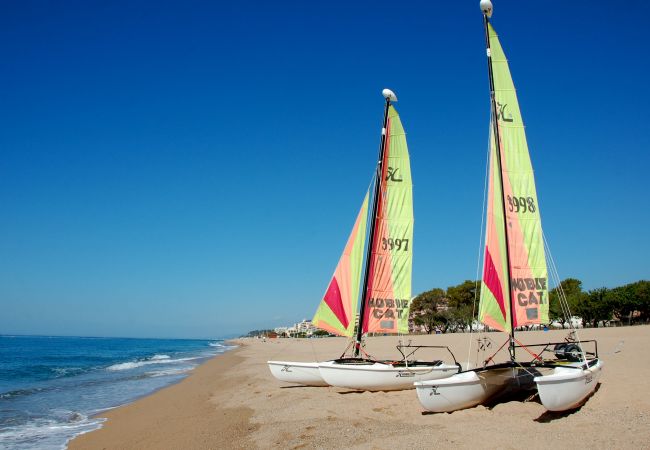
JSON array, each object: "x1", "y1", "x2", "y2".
[
  {"x1": 267, "y1": 361, "x2": 329, "y2": 386},
  {"x1": 534, "y1": 359, "x2": 603, "y2": 411},
  {"x1": 415, "y1": 368, "x2": 513, "y2": 412},
  {"x1": 318, "y1": 361, "x2": 459, "y2": 391}
]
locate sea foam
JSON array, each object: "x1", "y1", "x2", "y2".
[
  {"x1": 0, "y1": 336, "x2": 229, "y2": 450},
  {"x1": 106, "y1": 355, "x2": 200, "y2": 372}
]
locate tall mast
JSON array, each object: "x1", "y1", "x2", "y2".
[
  {"x1": 481, "y1": 0, "x2": 516, "y2": 361},
  {"x1": 354, "y1": 89, "x2": 396, "y2": 357}
]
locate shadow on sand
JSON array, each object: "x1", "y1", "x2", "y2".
[
  {"x1": 279, "y1": 385, "x2": 327, "y2": 389},
  {"x1": 337, "y1": 389, "x2": 375, "y2": 395}
]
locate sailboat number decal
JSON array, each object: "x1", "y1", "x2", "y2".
[
  {"x1": 429, "y1": 386, "x2": 440, "y2": 396},
  {"x1": 506, "y1": 196, "x2": 536, "y2": 213},
  {"x1": 281, "y1": 365, "x2": 292, "y2": 372},
  {"x1": 381, "y1": 238, "x2": 409, "y2": 251}
]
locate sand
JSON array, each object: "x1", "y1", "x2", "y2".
[{"x1": 69, "y1": 326, "x2": 650, "y2": 449}]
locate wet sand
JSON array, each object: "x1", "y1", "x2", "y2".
[{"x1": 69, "y1": 325, "x2": 650, "y2": 449}]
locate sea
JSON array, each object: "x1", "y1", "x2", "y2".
[{"x1": 0, "y1": 335, "x2": 234, "y2": 449}]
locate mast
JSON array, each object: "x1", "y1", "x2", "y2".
[
  {"x1": 353, "y1": 89, "x2": 395, "y2": 357},
  {"x1": 481, "y1": 0, "x2": 516, "y2": 361}
]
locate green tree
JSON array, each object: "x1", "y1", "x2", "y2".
[
  {"x1": 630, "y1": 280, "x2": 650, "y2": 322},
  {"x1": 574, "y1": 287, "x2": 613, "y2": 327},
  {"x1": 549, "y1": 278, "x2": 584, "y2": 327},
  {"x1": 312, "y1": 329, "x2": 330, "y2": 337},
  {"x1": 447, "y1": 280, "x2": 479, "y2": 309},
  {"x1": 612, "y1": 280, "x2": 650, "y2": 324},
  {"x1": 446, "y1": 280, "x2": 480, "y2": 332},
  {"x1": 410, "y1": 288, "x2": 447, "y2": 334},
  {"x1": 606, "y1": 284, "x2": 636, "y2": 324},
  {"x1": 445, "y1": 303, "x2": 475, "y2": 333}
]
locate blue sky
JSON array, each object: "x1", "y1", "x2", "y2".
[{"x1": 1, "y1": 1, "x2": 649, "y2": 338}]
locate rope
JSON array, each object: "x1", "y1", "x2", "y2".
[
  {"x1": 512, "y1": 336, "x2": 543, "y2": 362},
  {"x1": 340, "y1": 339, "x2": 354, "y2": 358}
]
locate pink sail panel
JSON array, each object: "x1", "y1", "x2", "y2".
[
  {"x1": 323, "y1": 277, "x2": 348, "y2": 329},
  {"x1": 483, "y1": 247, "x2": 507, "y2": 322}
]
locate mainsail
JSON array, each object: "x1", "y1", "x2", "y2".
[
  {"x1": 479, "y1": 23, "x2": 548, "y2": 333},
  {"x1": 314, "y1": 102, "x2": 413, "y2": 340},
  {"x1": 312, "y1": 193, "x2": 369, "y2": 336},
  {"x1": 363, "y1": 105, "x2": 414, "y2": 334}
]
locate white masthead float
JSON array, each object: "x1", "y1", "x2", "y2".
[{"x1": 382, "y1": 88, "x2": 398, "y2": 102}]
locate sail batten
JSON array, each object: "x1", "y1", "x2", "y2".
[{"x1": 479, "y1": 23, "x2": 548, "y2": 333}]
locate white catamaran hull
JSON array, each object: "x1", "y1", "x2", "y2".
[
  {"x1": 267, "y1": 361, "x2": 329, "y2": 387},
  {"x1": 534, "y1": 359, "x2": 603, "y2": 411},
  {"x1": 318, "y1": 361, "x2": 459, "y2": 391},
  {"x1": 415, "y1": 368, "x2": 513, "y2": 412}
]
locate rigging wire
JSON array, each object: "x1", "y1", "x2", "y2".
[
  {"x1": 543, "y1": 230, "x2": 589, "y2": 363},
  {"x1": 468, "y1": 122, "x2": 494, "y2": 369}
]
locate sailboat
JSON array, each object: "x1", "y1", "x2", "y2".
[
  {"x1": 268, "y1": 89, "x2": 460, "y2": 391},
  {"x1": 414, "y1": 0, "x2": 603, "y2": 412}
]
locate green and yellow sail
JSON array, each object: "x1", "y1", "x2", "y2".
[
  {"x1": 313, "y1": 104, "x2": 413, "y2": 337},
  {"x1": 479, "y1": 23, "x2": 549, "y2": 333},
  {"x1": 363, "y1": 105, "x2": 413, "y2": 334}
]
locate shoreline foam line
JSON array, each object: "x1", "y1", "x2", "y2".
[{"x1": 67, "y1": 342, "x2": 247, "y2": 449}]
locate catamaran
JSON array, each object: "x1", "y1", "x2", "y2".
[
  {"x1": 268, "y1": 89, "x2": 460, "y2": 391},
  {"x1": 414, "y1": 0, "x2": 603, "y2": 412}
]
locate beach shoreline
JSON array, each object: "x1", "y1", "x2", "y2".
[
  {"x1": 62, "y1": 342, "x2": 239, "y2": 448},
  {"x1": 69, "y1": 327, "x2": 650, "y2": 449},
  {"x1": 68, "y1": 343, "x2": 256, "y2": 450}
]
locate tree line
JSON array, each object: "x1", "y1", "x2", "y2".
[{"x1": 410, "y1": 279, "x2": 650, "y2": 333}]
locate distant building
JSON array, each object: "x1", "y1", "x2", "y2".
[
  {"x1": 286, "y1": 319, "x2": 316, "y2": 337},
  {"x1": 274, "y1": 326, "x2": 289, "y2": 336},
  {"x1": 296, "y1": 319, "x2": 316, "y2": 336}
]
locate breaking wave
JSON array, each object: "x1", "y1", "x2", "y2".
[{"x1": 106, "y1": 355, "x2": 200, "y2": 372}]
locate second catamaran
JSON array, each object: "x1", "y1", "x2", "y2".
[{"x1": 414, "y1": 0, "x2": 603, "y2": 412}]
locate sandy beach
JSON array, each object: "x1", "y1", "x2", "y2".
[{"x1": 70, "y1": 326, "x2": 650, "y2": 449}]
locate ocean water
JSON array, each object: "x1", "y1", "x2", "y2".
[{"x1": 0, "y1": 335, "x2": 234, "y2": 449}]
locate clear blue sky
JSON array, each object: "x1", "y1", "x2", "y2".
[{"x1": 1, "y1": 1, "x2": 648, "y2": 338}]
